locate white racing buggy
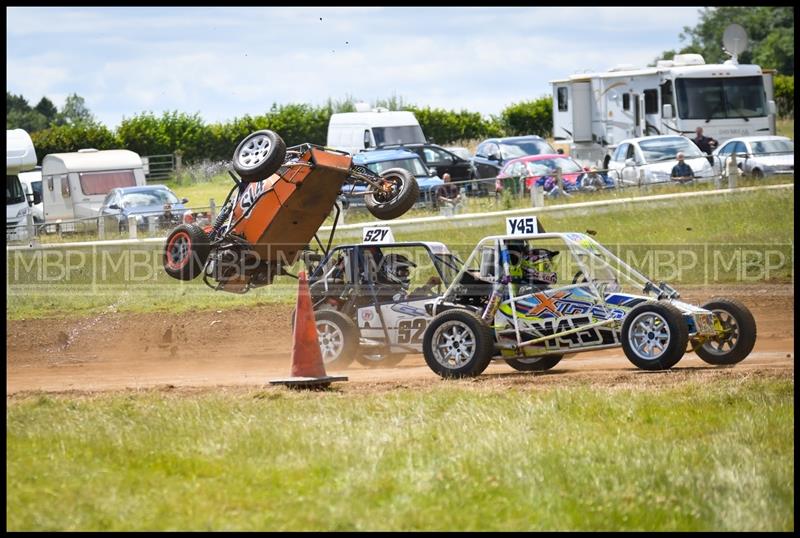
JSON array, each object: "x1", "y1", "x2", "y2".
[
  {"x1": 304, "y1": 228, "x2": 463, "y2": 368},
  {"x1": 420, "y1": 218, "x2": 757, "y2": 378}
]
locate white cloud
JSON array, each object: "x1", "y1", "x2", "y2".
[{"x1": 7, "y1": 6, "x2": 705, "y2": 128}]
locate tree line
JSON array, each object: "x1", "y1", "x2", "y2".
[{"x1": 7, "y1": 92, "x2": 556, "y2": 164}]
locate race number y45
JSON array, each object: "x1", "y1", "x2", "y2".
[
  {"x1": 506, "y1": 216, "x2": 538, "y2": 236},
  {"x1": 362, "y1": 225, "x2": 395, "y2": 243}
]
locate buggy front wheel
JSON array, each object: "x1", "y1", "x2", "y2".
[
  {"x1": 422, "y1": 309, "x2": 494, "y2": 378},
  {"x1": 694, "y1": 298, "x2": 756, "y2": 365}
]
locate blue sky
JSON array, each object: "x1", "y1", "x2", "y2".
[{"x1": 7, "y1": 6, "x2": 704, "y2": 129}]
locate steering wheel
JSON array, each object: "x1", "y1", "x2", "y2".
[{"x1": 572, "y1": 270, "x2": 589, "y2": 284}]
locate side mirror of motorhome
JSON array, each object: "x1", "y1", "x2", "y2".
[
  {"x1": 625, "y1": 158, "x2": 636, "y2": 167},
  {"x1": 662, "y1": 104, "x2": 673, "y2": 119},
  {"x1": 363, "y1": 130, "x2": 372, "y2": 149},
  {"x1": 768, "y1": 100, "x2": 776, "y2": 115}
]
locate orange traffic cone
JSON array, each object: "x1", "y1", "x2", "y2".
[{"x1": 270, "y1": 271, "x2": 348, "y2": 389}]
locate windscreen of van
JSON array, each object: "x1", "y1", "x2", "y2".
[
  {"x1": 79, "y1": 170, "x2": 137, "y2": 195},
  {"x1": 373, "y1": 125, "x2": 426, "y2": 147},
  {"x1": 7, "y1": 175, "x2": 26, "y2": 205}
]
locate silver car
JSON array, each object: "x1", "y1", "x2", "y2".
[
  {"x1": 712, "y1": 135, "x2": 794, "y2": 179},
  {"x1": 606, "y1": 135, "x2": 715, "y2": 185}
]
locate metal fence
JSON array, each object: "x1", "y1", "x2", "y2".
[
  {"x1": 142, "y1": 154, "x2": 176, "y2": 181},
  {"x1": 7, "y1": 150, "x2": 792, "y2": 245},
  {"x1": 6, "y1": 204, "x2": 219, "y2": 244}
]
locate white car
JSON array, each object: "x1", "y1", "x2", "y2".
[
  {"x1": 711, "y1": 135, "x2": 794, "y2": 179},
  {"x1": 607, "y1": 135, "x2": 715, "y2": 186}
]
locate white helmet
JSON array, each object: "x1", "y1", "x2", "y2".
[{"x1": 381, "y1": 253, "x2": 415, "y2": 286}]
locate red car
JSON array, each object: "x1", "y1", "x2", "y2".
[{"x1": 495, "y1": 154, "x2": 586, "y2": 193}]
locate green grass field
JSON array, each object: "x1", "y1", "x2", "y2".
[
  {"x1": 6, "y1": 187, "x2": 794, "y2": 320},
  {"x1": 6, "y1": 377, "x2": 793, "y2": 531}
]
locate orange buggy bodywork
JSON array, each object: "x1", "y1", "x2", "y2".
[{"x1": 229, "y1": 147, "x2": 352, "y2": 264}]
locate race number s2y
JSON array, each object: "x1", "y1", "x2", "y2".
[{"x1": 362, "y1": 225, "x2": 395, "y2": 243}]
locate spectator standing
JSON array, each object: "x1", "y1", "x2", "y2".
[
  {"x1": 670, "y1": 152, "x2": 695, "y2": 184},
  {"x1": 693, "y1": 126, "x2": 718, "y2": 165}
]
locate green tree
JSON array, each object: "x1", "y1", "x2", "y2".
[
  {"x1": 499, "y1": 97, "x2": 553, "y2": 138},
  {"x1": 654, "y1": 7, "x2": 794, "y2": 74},
  {"x1": 7, "y1": 92, "x2": 31, "y2": 115},
  {"x1": 57, "y1": 93, "x2": 96, "y2": 126},
  {"x1": 34, "y1": 97, "x2": 58, "y2": 124},
  {"x1": 30, "y1": 124, "x2": 120, "y2": 164}
]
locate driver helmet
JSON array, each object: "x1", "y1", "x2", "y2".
[
  {"x1": 524, "y1": 248, "x2": 559, "y2": 286},
  {"x1": 381, "y1": 253, "x2": 416, "y2": 287},
  {"x1": 505, "y1": 240, "x2": 529, "y2": 266}
]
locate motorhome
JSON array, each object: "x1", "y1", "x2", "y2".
[
  {"x1": 551, "y1": 49, "x2": 776, "y2": 168},
  {"x1": 41, "y1": 149, "x2": 147, "y2": 225},
  {"x1": 327, "y1": 106, "x2": 426, "y2": 155},
  {"x1": 6, "y1": 128, "x2": 37, "y2": 240}
]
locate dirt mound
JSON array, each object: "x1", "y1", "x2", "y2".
[{"x1": 6, "y1": 284, "x2": 794, "y2": 396}]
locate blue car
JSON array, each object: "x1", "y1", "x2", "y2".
[
  {"x1": 99, "y1": 185, "x2": 189, "y2": 232},
  {"x1": 344, "y1": 149, "x2": 444, "y2": 209}
]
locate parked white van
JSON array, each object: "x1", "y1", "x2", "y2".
[
  {"x1": 19, "y1": 167, "x2": 44, "y2": 223},
  {"x1": 326, "y1": 107, "x2": 426, "y2": 156},
  {"x1": 41, "y1": 149, "x2": 147, "y2": 224},
  {"x1": 6, "y1": 128, "x2": 37, "y2": 240}
]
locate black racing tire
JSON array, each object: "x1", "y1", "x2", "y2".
[
  {"x1": 163, "y1": 224, "x2": 210, "y2": 281},
  {"x1": 232, "y1": 129, "x2": 287, "y2": 183},
  {"x1": 355, "y1": 352, "x2": 406, "y2": 368},
  {"x1": 365, "y1": 167, "x2": 420, "y2": 220},
  {"x1": 695, "y1": 298, "x2": 757, "y2": 365},
  {"x1": 506, "y1": 354, "x2": 563, "y2": 372},
  {"x1": 304, "y1": 308, "x2": 359, "y2": 368},
  {"x1": 422, "y1": 308, "x2": 494, "y2": 378},
  {"x1": 621, "y1": 301, "x2": 688, "y2": 370}
]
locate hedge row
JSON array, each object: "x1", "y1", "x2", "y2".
[{"x1": 29, "y1": 97, "x2": 554, "y2": 164}]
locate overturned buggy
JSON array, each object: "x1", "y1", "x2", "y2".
[{"x1": 162, "y1": 130, "x2": 420, "y2": 293}]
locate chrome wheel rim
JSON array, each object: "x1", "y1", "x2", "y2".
[
  {"x1": 702, "y1": 309, "x2": 740, "y2": 356},
  {"x1": 431, "y1": 320, "x2": 476, "y2": 369},
  {"x1": 317, "y1": 320, "x2": 344, "y2": 363},
  {"x1": 238, "y1": 134, "x2": 272, "y2": 169},
  {"x1": 629, "y1": 312, "x2": 671, "y2": 360}
]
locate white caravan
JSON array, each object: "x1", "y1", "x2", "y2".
[
  {"x1": 327, "y1": 106, "x2": 426, "y2": 155},
  {"x1": 6, "y1": 129, "x2": 37, "y2": 240},
  {"x1": 41, "y1": 149, "x2": 146, "y2": 223},
  {"x1": 551, "y1": 41, "x2": 777, "y2": 168}
]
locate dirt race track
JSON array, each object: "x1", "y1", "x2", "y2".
[{"x1": 7, "y1": 284, "x2": 794, "y2": 396}]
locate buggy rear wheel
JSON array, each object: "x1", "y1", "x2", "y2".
[
  {"x1": 355, "y1": 352, "x2": 406, "y2": 368},
  {"x1": 694, "y1": 298, "x2": 756, "y2": 365},
  {"x1": 163, "y1": 224, "x2": 210, "y2": 281},
  {"x1": 365, "y1": 167, "x2": 420, "y2": 220},
  {"x1": 621, "y1": 301, "x2": 688, "y2": 370},
  {"x1": 506, "y1": 354, "x2": 563, "y2": 372},
  {"x1": 232, "y1": 129, "x2": 287, "y2": 183}
]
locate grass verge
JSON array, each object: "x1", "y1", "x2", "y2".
[{"x1": 6, "y1": 376, "x2": 794, "y2": 531}]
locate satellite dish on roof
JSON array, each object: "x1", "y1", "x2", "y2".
[{"x1": 722, "y1": 24, "x2": 748, "y2": 63}]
